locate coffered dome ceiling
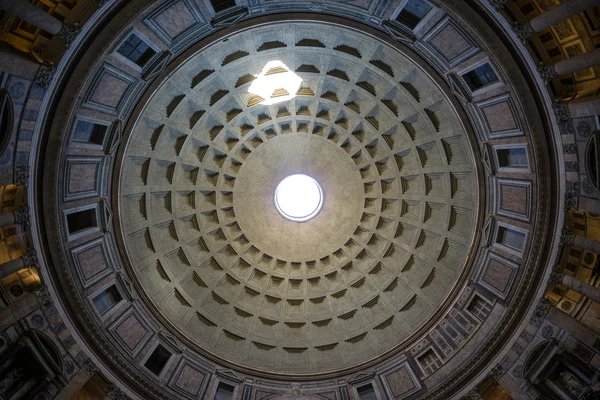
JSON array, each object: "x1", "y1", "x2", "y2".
[
  {"x1": 119, "y1": 22, "x2": 479, "y2": 373},
  {"x1": 33, "y1": 0, "x2": 561, "y2": 398}
]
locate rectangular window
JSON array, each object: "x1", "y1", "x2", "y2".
[
  {"x1": 461, "y1": 63, "x2": 498, "y2": 91},
  {"x1": 214, "y1": 382, "x2": 235, "y2": 400},
  {"x1": 356, "y1": 383, "x2": 378, "y2": 400},
  {"x1": 496, "y1": 147, "x2": 528, "y2": 168},
  {"x1": 210, "y1": 0, "x2": 237, "y2": 13},
  {"x1": 417, "y1": 349, "x2": 442, "y2": 376},
  {"x1": 496, "y1": 226, "x2": 525, "y2": 251},
  {"x1": 395, "y1": 0, "x2": 432, "y2": 30},
  {"x1": 66, "y1": 208, "x2": 98, "y2": 235},
  {"x1": 467, "y1": 295, "x2": 491, "y2": 321},
  {"x1": 117, "y1": 34, "x2": 157, "y2": 68},
  {"x1": 92, "y1": 285, "x2": 122, "y2": 315},
  {"x1": 144, "y1": 344, "x2": 172, "y2": 376},
  {"x1": 73, "y1": 119, "x2": 107, "y2": 145}
]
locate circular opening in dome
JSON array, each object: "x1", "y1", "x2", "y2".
[{"x1": 275, "y1": 174, "x2": 323, "y2": 222}]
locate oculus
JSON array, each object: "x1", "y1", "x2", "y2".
[{"x1": 274, "y1": 174, "x2": 323, "y2": 222}]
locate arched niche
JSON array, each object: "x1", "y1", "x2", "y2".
[{"x1": 0, "y1": 89, "x2": 13, "y2": 159}]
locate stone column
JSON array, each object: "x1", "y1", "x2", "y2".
[
  {"x1": 554, "y1": 48, "x2": 600, "y2": 76},
  {"x1": 513, "y1": 0, "x2": 598, "y2": 42},
  {"x1": 0, "y1": 205, "x2": 30, "y2": 228},
  {"x1": 530, "y1": 0, "x2": 598, "y2": 32},
  {"x1": 547, "y1": 306, "x2": 597, "y2": 348},
  {"x1": 561, "y1": 274, "x2": 600, "y2": 304},
  {"x1": 573, "y1": 235, "x2": 600, "y2": 255},
  {"x1": 550, "y1": 265, "x2": 600, "y2": 304},
  {"x1": 0, "y1": 212, "x2": 15, "y2": 228},
  {"x1": 538, "y1": 47, "x2": 600, "y2": 84},
  {"x1": 0, "y1": 249, "x2": 37, "y2": 279},
  {"x1": 561, "y1": 228, "x2": 600, "y2": 255},
  {"x1": 568, "y1": 97, "x2": 600, "y2": 119},
  {"x1": 11, "y1": 377, "x2": 38, "y2": 400},
  {"x1": 0, "y1": 0, "x2": 63, "y2": 35}
]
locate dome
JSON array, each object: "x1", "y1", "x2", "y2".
[
  {"x1": 117, "y1": 21, "x2": 480, "y2": 374},
  {"x1": 4, "y1": 0, "x2": 598, "y2": 399}
]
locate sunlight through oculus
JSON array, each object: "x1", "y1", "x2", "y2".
[
  {"x1": 248, "y1": 60, "x2": 302, "y2": 105},
  {"x1": 275, "y1": 174, "x2": 323, "y2": 222}
]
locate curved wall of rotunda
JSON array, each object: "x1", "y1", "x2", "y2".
[
  {"x1": 37, "y1": 2, "x2": 555, "y2": 394},
  {"x1": 3, "y1": 0, "x2": 596, "y2": 399}
]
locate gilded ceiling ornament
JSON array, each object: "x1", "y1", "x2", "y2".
[
  {"x1": 13, "y1": 205, "x2": 30, "y2": 226},
  {"x1": 534, "y1": 297, "x2": 553, "y2": 318},
  {"x1": 488, "y1": 364, "x2": 504, "y2": 381},
  {"x1": 564, "y1": 190, "x2": 577, "y2": 212},
  {"x1": 537, "y1": 64, "x2": 557, "y2": 85},
  {"x1": 35, "y1": 64, "x2": 56, "y2": 90},
  {"x1": 512, "y1": 22, "x2": 534, "y2": 44},
  {"x1": 22, "y1": 248, "x2": 38, "y2": 268},
  {"x1": 33, "y1": 285, "x2": 52, "y2": 305},
  {"x1": 82, "y1": 359, "x2": 99, "y2": 376},
  {"x1": 107, "y1": 383, "x2": 129, "y2": 400},
  {"x1": 14, "y1": 165, "x2": 29, "y2": 187},
  {"x1": 57, "y1": 23, "x2": 80, "y2": 49},
  {"x1": 560, "y1": 228, "x2": 575, "y2": 246},
  {"x1": 548, "y1": 266, "x2": 565, "y2": 285},
  {"x1": 553, "y1": 102, "x2": 571, "y2": 123},
  {"x1": 466, "y1": 389, "x2": 484, "y2": 400}
]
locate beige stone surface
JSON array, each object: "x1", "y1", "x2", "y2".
[{"x1": 500, "y1": 184, "x2": 528, "y2": 214}]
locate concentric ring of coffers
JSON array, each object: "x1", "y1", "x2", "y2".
[{"x1": 117, "y1": 21, "x2": 479, "y2": 373}]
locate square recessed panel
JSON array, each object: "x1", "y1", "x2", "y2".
[
  {"x1": 107, "y1": 305, "x2": 155, "y2": 357},
  {"x1": 471, "y1": 93, "x2": 523, "y2": 140},
  {"x1": 493, "y1": 178, "x2": 532, "y2": 222},
  {"x1": 64, "y1": 157, "x2": 106, "y2": 201},
  {"x1": 167, "y1": 357, "x2": 212, "y2": 399},
  {"x1": 71, "y1": 236, "x2": 114, "y2": 288},
  {"x1": 144, "y1": 0, "x2": 209, "y2": 53},
  {"x1": 380, "y1": 361, "x2": 422, "y2": 399},
  {"x1": 82, "y1": 63, "x2": 138, "y2": 115},
  {"x1": 477, "y1": 250, "x2": 519, "y2": 300},
  {"x1": 421, "y1": 16, "x2": 480, "y2": 68}
]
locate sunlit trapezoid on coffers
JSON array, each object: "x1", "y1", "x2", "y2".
[{"x1": 247, "y1": 60, "x2": 302, "y2": 105}]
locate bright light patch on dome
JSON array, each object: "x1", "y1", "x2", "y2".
[
  {"x1": 275, "y1": 174, "x2": 323, "y2": 222},
  {"x1": 248, "y1": 61, "x2": 302, "y2": 105}
]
